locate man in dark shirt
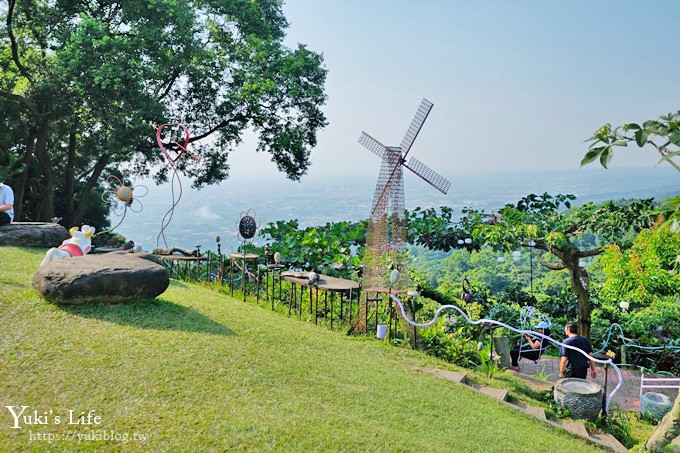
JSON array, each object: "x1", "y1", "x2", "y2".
[{"x1": 559, "y1": 321, "x2": 597, "y2": 379}]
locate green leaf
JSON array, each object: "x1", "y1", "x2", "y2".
[
  {"x1": 580, "y1": 147, "x2": 603, "y2": 167},
  {"x1": 635, "y1": 130, "x2": 648, "y2": 147},
  {"x1": 612, "y1": 139, "x2": 628, "y2": 147},
  {"x1": 599, "y1": 148, "x2": 613, "y2": 169},
  {"x1": 669, "y1": 131, "x2": 680, "y2": 147},
  {"x1": 623, "y1": 123, "x2": 641, "y2": 132}
]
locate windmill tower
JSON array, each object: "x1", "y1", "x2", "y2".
[{"x1": 355, "y1": 98, "x2": 451, "y2": 332}]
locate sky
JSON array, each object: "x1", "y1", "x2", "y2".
[{"x1": 224, "y1": 0, "x2": 680, "y2": 185}]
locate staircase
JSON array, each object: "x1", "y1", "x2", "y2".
[{"x1": 418, "y1": 368, "x2": 627, "y2": 452}]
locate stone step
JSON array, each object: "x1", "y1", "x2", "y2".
[
  {"x1": 512, "y1": 402, "x2": 546, "y2": 420},
  {"x1": 588, "y1": 433, "x2": 628, "y2": 453},
  {"x1": 507, "y1": 369, "x2": 554, "y2": 393},
  {"x1": 477, "y1": 385, "x2": 508, "y2": 402},
  {"x1": 554, "y1": 418, "x2": 590, "y2": 439},
  {"x1": 421, "y1": 367, "x2": 468, "y2": 384}
]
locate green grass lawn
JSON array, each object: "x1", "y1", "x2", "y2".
[{"x1": 0, "y1": 246, "x2": 603, "y2": 452}]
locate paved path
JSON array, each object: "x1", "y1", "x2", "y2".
[{"x1": 513, "y1": 356, "x2": 679, "y2": 412}]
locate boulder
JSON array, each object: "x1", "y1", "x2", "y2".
[
  {"x1": 32, "y1": 252, "x2": 170, "y2": 304},
  {"x1": 0, "y1": 222, "x2": 70, "y2": 247}
]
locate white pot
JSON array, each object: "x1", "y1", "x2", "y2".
[{"x1": 376, "y1": 324, "x2": 388, "y2": 339}]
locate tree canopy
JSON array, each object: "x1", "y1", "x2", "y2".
[{"x1": 0, "y1": 0, "x2": 328, "y2": 226}]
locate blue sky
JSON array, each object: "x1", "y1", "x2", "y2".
[{"x1": 225, "y1": 1, "x2": 680, "y2": 184}]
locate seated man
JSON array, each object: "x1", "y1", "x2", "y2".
[
  {"x1": 0, "y1": 182, "x2": 14, "y2": 226},
  {"x1": 510, "y1": 321, "x2": 551, "y2": 371}
]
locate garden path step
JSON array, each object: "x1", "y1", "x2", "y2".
[
  {"x1": 553, "y1": 419, "x2": 590, "y2": 439},
  {"x1": 588, "y1": 433, "x2": 628, "y2": 453},
  {"x1": 507, "y1": 369, "x2": 554, "y2": 393},
  {"x1": 511, "y1": 402, "x2": 546, "y2": 420},
  {"x1": 419, "y1": 367, "x2": 467, "y2": 384},
  {"x1": 474, "y1": 384, "x2": 508, "y2": 402}
]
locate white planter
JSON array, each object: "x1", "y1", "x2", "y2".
[{"x1": 376, "y1": 324, "x2": 388, "y2": 339}]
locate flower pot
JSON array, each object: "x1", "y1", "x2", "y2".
[
  {"x1": 554, "y1": 378, "x2": 602, "y2": 421},
  {"x1": 376, "y1": 324, "x2": 388, "y2": 339}
]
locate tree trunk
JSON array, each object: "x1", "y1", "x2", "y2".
[
  {"x1": 63, "y1": 120, "x2": 78, "y2": 226},
  {"x1": 33, "y1": 116, "x2": 54, "y2": 221},
  {"x1": 567, "y1": 261, "x2": 591, "y2": 340},
  {"x1": 646, "y1": 393, "x2": 680, "y2": 452},
  {"x1": 13, "y1": 127, "x2": 36, "y2": 221},
  {"x1": 73, "y1": 153, "x2": 109, "y2": 225}
]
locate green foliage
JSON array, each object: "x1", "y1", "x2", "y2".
[
  {"x1": 583, "y1": 111, "x2": 680, "y2": 171},
  {"x1": 543, "y1": 390, "x2": 571, "y2": 420},
  {"x1": 418, "y1": 325, "x2": 482, "y2": 368},
  {"x1": 591, "y1": 409, "x2": 636, "y2": 449},
  {"x1": 477, "y1": 343, "x2": 500, "y2": 378},
  {"x1": 258, "y1": 218, "x2": 366, "y2": 278},
  {"x1": 597, "y1": 227, "x2": 680, "y2": 304}
]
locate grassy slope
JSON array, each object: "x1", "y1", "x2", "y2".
[{"x1": 0, "y1": 247, "x2": 601, "y2": 452}]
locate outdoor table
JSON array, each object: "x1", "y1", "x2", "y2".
[
  {"x1": 282, "y1": 273, "x2": 360, "y2": 329},
  {"x1": 229, "y1": 253, "x2": 260, "y2": 301}
]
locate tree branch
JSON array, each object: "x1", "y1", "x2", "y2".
[
  {"x1": 6, "y1": 0, "x2": 34, "y2": 84},
  {"x1": 536, "y1": 254, "x2": 567, "y2": 270},
  {"x1": 650, "y1": 139, "x2": 680, "y2": 172},
  {"x1": 189, "y1": 113, "x2": 249, "y2": 143},
  {"x1": 577, "y1": 247, "x2": 603, "y2": 258},
  {"x1": 0, "y1": 90, "x2": 39, "y2": 116}
]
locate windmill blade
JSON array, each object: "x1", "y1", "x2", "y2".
[
  {"x1": 404, "y1": 156, "x2": 451, "y2": 194},
  {"x1": 358, "y1": 132, "x2": 389, "y2": 160},
  {"x1": 399, "y1": 99, "x2": 433, "y2": 157}
]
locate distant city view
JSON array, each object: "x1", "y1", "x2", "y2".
[{"x1": 114, "y1": 167, "x2": 679, "y2": 253}]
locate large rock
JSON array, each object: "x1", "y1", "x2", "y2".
[
  {"x1": 32, "y1": 252, "x2": 170, "y2": 304},
  {"x1": 0, "y1": 222, "x2": 70, "y2": 247}
]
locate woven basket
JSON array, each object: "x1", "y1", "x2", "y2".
[
  {"x1": 554, "y1": 378, "x2": 602, "y2": 421},
  {"x1": 640, "y1": 392, "x2": 673, "y2": 421}
]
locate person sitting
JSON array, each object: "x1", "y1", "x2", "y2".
[
  {"x1": 0, "y1": 181, "x2": 14, "y2": 226},
  {"x1": 509, "y1": 321, "x2": 551, "y2": 372}
]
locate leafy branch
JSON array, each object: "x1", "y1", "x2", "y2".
[{"x1": 582, "y1": 111, "x2": 680, "y2": 172}]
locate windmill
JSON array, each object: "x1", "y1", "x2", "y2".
[{"x1": 354, "y1": 98, "x2": 451, "y2": 333}]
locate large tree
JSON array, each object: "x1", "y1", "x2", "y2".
[
  {"x1": 0, "y1": 0, "x2": 327, "y2": 225},
  {"x1": 408, "y1": 194, "x2": 658, "y2": 339}
]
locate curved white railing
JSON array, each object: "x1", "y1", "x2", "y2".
[{"x1": 389, "y1": 294, "x2": 623, "y2": 414}]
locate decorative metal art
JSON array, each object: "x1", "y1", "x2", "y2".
[
  {"x1": 99, "y1": 175, "x2": 148, "y2": 235},
  {"x1": 355, "y1": 98, "x2": 451, "y2": 332},
  {"x1": 237, "y1": 209, "x2": 259, "y2": 241},
  {"x1": 102, "y1": 175, "x2": 148, "y2": 215},
  {"x1": 153, "y1": 122, "x2": 200, "y2": 247}
]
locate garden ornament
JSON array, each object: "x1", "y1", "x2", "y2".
[
  {"x1": 98, "y1": 174, "x2": 148, "y2": 237},
  {"x1": 40, "y1": 225, "x2": 96, "y2": 266},
  {"x1": 153, "y1": 122, "x2": 200, "y2": 248}
]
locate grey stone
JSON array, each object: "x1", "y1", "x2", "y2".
[
  {"x1": 32, "y1": 252, "x2": 170, "y2": 304},
  {"x1": 0, "y1": 222, "x2": 70, "y2": 247}
]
